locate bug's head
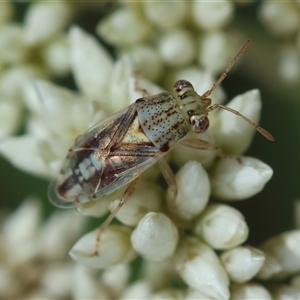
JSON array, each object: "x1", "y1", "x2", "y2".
[{"x1": 173, "y1": 79, "x2": 211, "y2": 133}]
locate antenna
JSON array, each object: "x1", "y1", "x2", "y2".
[{"x1": 202, "y1": 39, "x2": 251, "y2": 99}]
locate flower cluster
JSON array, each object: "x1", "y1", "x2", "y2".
[
  {"x1": 0, "y1": 197, "x2": 86, "y2": 299},
  {"x1": 259, "y1": 1, "x2": 300, "y2": 84},
  {"x1": 0, "y1": 1, "x2": 300, "y2": 299}
]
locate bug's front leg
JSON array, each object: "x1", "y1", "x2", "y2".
[
  {"x1": 180, "y1": 138, "x2": 240, "y2": 161},
  {"x1": 93, "y1": 177, "x2": 139, "y2": 256}
]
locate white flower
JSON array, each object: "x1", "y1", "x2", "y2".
[
  {"x1": 259, "y1": 1, "x2": 300, "y2": 37},
  {"x1": 69, "y1": 26, "x2": 113, "y2": 101},
  {"x1": 220, "y1": 246, "x2": 265, "y2": 283},
  {"x1": 259, "y1": 230, "x2": 300, "y2": 279},
  {"x1": 142, "y1": 1, "x2": 188, "y2": 29},
  {"x1": 191, "y1": 0, "x2": 234, "y2": 31},
  {"x1": 270, "y1": 285, "x2": 300, "y2": 299},
  {"x1": 175, "y1": 237, "x2": 230, "y2": 300},
  {"x1": 210, "y1": 156, "x2": 273, "y2": 200},
  {"x1": 194, "y1": 204, "x2": 249, "y2": 250},
  {"x1": 210, "y1": 89, "x2": 262, "y2": 154},
  {"x1": 167, "y1": 161, "x2": 210, "y2": 222},
  {"x1": 230, "y1": 283, "x2": 272, "y2": 299},
  {"x1": 110, "y1": 181, "x2": 163, "y2": 226},
  {"x1": 97, "y1": 7, "x2": 151, "y2": 46},
  {"x1": 131, "y1": 212, "x2": 178, "y2": 262},
  {"x1": 69, "y1": 225, "x2": 136, "y2": 269},
  {"x1": 0, "y1": 197, "x2": 85, "y2": 299},
  {"x1": 24, "y1": 2, "x2": 72, "y2": 46},
  {"x1": 157, "y1": 29, "x2": 196, "y2": 68}
]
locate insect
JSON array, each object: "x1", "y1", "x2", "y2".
[{"x1": 48, "y1": 39, "x2": 274, "y2": 255}]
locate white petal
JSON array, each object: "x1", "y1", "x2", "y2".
[
  {"x1": 142, "y1": 1, "x2": 188, "y2": 29},
  {"x1": 150, "y1": 289, "x2": 184, "y2": 299},
  {"x1": 259, "y1": 2, "x2": 300, "y2": 36},
  {"x1": 0, "y1": 24, "x2": 27, "y2": 64},
  {"x1": 69, "y1": 225, "x2": 136, "y2": 268},
  {"x1": 69, "y1": 26, "x2": 113, "y2": 100},
  {"x1": 0, "y1": 135, "x2": 49, "y2": 177},
  {"x1": 191, "y1": 0, "x2": 234, "y2": 31},
  {"x1": 24, "y1": 80, "x2": 97, "y2": 139},
  {"x1": 0, "y1": 98, "x2": 22, "y2": 138},
  {"x1": 167, "y1": 161, "x2": 210, "y2": 221},
  {"x1": 271, "y1": 285, "x2": 300, "y2": 299},
  {"x1": 198, "y1": 31, "x2": 236, "y2": 74},
  {"x1": 259, "y1": 230, "x2": 300, "y2": 279},
  {"x1": 101, "y1": 264, "x2": 130, "y2": 298},
  {"x1": 278, "y1": 46, "x2": 300, "y2": 84},
  {"x1": 38, "y1": 210, "x2": 86, "y2": 260},
  {"x1": 42, "y1": 34, "x2": 70, "y2": 77},
  {"x1": 220, "y1": 246, "x2": 265, "y2": 282},
  {"x1": 131, "y1": 212, "x2": 178, "y2": 261},
  {"x1": 2, "y1": 198, "x2": 42, "y2": 266},
  {"x1": 256, "y1": 252, "x2": 283, "y2": 280},
  {"x1": 40, "y1": 262, "x2": 73, "y2": 298},
  {"x1": 175, "y1": 237, "x2": 230, "y2": 300},
  {"x1": 124, "y1": 44, "x2": 163, "y2": 82},
  {"x1": 2, "y1": 197, "x2": 41, "y2": 247},
  {"x1": 194, "y1": 204, "x2": 248, "y2": 249},
  {"x1": 72, "y1": 264, "x2": 112, "y2": 299},
  {"x1": 97, "y1": 7, "x2": 150, "y2": 46},
  {"x1": 185, "y1": 288, "x2": 214, "y2": 300},
  {"x1": 210, "y1": 89, "x2": 262, "y2": 154},
  {"x1": 110, "y1": 181, "x2": 163, "y2": 226},
  {"x1": 230, "y1": 283, "x2": 272, "y2": 299},
  {"x1": 210, "y1": 156, "x2": 273, "y2": 200},
  {"x1": 158, "y1": 29, "x2": 196, "y2": 67},
  {"x1": 0, "y1": 65, "x2": 46, "y2": 100},
  {"x1": 120, "y1": 280, "x2": 152, "y2": 300},
  {"x1": 107, "y1": 55, "x2": 151, "y2": 111},
  {"x1": 24, "y1": 2, "x2": 72, "y2": 45}
]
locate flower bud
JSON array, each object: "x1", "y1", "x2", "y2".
[
  {"x1": 131, "y1": 212, "x2": 178, "y2": 261},
  {"x1": 220, "y1": 246, "x2": 265, "y2": 282},
  {"x1": 210, "y1": 156, "x2": 273, "y2": 200},
  {"x1": 230, "y1": 283, "x2": 272, "y2": 299},
  {"x1": 194, "y1": 204, "x2": 248, "y2": 249},
  {"x1": 175, "y1": 237, "x2": 229, "y2": 300},
  {"x1": 167, "y1": 161, "x2": 210, "y2": 221},
  {"x1": 70, "y1": 225, "x2": 136, "y2": 268}
]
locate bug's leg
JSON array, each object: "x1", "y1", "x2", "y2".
[
  {"x1": 93, "y1": 177, "x2": 139, "y2": 256},
  {"x1": 157, "y1": 157, "x2": 178, "y2": 197},
  {"x1": 133, "y1": 70, "x2": 150, "y2": 97},
  {"x1": 157, "y1": 157, "x2": 180, "y2": 227},
  {"x1": 180, "y1": 138, "x2": 240, "y2": 161}
]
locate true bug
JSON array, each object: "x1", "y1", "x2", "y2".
[{"x1": 48, "y1": 39, "x2": 273, "y2": 255}]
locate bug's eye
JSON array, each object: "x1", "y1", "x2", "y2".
[{"x1": 191, "y1": 116, "x2": 209, "y2": 133}]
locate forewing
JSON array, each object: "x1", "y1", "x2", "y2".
[{"x1": 48, "y1": 103, "x2": 162, "y2": 208}]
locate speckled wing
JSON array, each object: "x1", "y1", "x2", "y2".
[{"x1": 48, "y1": 103, "x2": 163, "y2": 208}]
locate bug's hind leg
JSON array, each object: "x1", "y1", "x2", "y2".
[{"x1": 92, "y1": 177, "x2": 139, "y2": 256}]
